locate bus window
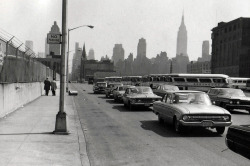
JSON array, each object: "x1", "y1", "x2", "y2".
[
  {"x1": 199, "y1": 78, "x2": 212, "y2": 83},
  {"x1": 186, "y1": 78, "x2": 198, "y2": 82},
  {"x1": 213, "y1": 78, "x2": 226, "y2": 83},
  {"x1": 174, "y1": 78, "x2": 185, "y2": 82}
]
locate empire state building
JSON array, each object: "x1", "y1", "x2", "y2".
[{"x1": 176, "y1": 14, "x2": 188, "y2": 56}]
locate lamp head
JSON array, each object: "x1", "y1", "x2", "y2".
[{"x1": 87, "y1": 25, "x2": 94, "y2": 29}]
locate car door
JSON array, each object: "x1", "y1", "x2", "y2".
[{"x1": 123, "y1": 88, "x2": 130, "y2": 104}]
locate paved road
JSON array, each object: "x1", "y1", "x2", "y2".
[{"x1": 71, "y1": 83, "x2": 250, "y2": 166}]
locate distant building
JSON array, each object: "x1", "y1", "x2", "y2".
[
  {"x1": 82, "y1": 59, "x2": 115, "y2": 79},
  {"x1": 45, "y1": 38, "x2": 49, "y2": 56},
  {"x1": 25, "y1": 40, "x2": 33, "y2": 52},
  {"x1": 137, "y1": 38, "x2": 146, "y2": 59},
  {"x1": 37, "y1": 52, "x2": 45, "y2": 58},
  {"x1": 47, "y1": 21, "x2": 61, "y2": 56},
  {"x1": 211, "y1": 17, "x2": 250, "y2": 77},
  {"x1": 112, "y1": 44, "x2": 124, "y2": 65},
  {"x1": 71, "y1": 42, "x2": 83, "y2": 81},
  {"x1": 198, "y1": 40, "x2": 211, "y2": 62},
  {"x1": 187, "y1": 61, "x2": 211, "y2": 74},
  {"x1": 173, "y1": 13, "x2": 189, "y2": 73},
  {"x1": 176, "y1": 13, "x2": 188, "y2": 57},
  {"x1": 87, "y1": 48, "x2": 95, "y2": 60}
]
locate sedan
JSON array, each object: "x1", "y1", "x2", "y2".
[
  {"x1": 207, "y1": 88, "x2": 250, "y2": 114},
  {"x1": 153, "y1": 84, "x2": 179, "y2": 98},
  {"x1": 113, "y1": 85, "x2": 134, "y2": 102},
  {"x1": 153, "y1": 91, "x2": 232, "y2": 134},
  {"x1": 123, "y1": 86, "x2": 161, "y2": 110}
]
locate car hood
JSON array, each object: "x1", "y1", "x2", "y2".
[
  {"x1": 129, "y1": 93, "x2": 161, "y2": 99},
  {"x1": 173, "y1": 104, "x2": 229, "y2": 114},
  {"x1": 229, "y1": 96, "x2": 250, "y2": 101}
]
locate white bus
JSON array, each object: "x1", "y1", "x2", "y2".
[
  {"x1": 104, "y1": 76, "x2": 122, "y2": 83},
  {"x1": 228, "y1": 77, "x2": 249, "y2": 90},
  {"x1": 143, "y1": 74, "x2": 231, "y2": 92},
  {"x1": 121, "y1": 76, "x2": 142, "y2": 85}
]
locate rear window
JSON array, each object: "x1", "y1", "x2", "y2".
[{"x1": 174, "y1": 78, "x2": 185, "y2": 82}]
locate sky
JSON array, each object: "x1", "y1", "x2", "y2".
[{"x1": 0, "y1": 0, "x2": 249, "y2": 63}]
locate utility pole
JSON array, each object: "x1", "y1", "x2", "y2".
[{"x1": 54, "y1": 0, "x2": 68, "y2": 134}]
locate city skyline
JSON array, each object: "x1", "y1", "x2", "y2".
[{"x1": 0, "y1": 0, "x2": 249, "y2": 62}]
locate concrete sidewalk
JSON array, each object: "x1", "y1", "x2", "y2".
[{"x1": 0, "y1": 89, "x2": 90, "y2": 166}]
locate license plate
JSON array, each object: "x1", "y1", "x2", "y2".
[
  {"x1": 202, "y1": 121, "x2": 213, "y2": 127},
  {"x1": 145, "y1": 103, "x2": 150, "y2": 106}
]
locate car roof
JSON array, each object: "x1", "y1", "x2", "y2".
[
  {"x1": 96, "y1": 82, "x2": 106, "y2": 84},
  {"x1": 170, "y1": 90, "x2": 205, "y2": 94}
]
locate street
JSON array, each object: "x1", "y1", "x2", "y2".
[{"x1": 71, "y1": 83, "x2": 250, "y2": 166}]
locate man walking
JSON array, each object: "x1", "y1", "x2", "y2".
[
  {"x1": 51, "y1": 78, "x2": 57, "y2": 96},
  {"x1": 44, "y1": 77, "x2": 51, "y2": 96}
]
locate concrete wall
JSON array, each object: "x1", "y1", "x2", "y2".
[{"x1": 0, "y1": 82, "x2": 43, "y2": 118}]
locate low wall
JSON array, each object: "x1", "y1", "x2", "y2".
[{"x1": 0, "y1": 82, "x2": 43, "y2": 118}]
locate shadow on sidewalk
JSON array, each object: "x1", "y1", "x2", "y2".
[{"x1": 0, "y1": 132, "x2": 54, "y2": 135}]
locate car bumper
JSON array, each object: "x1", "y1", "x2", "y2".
[
  {"x1": 179, "y1": 120, "x2": 232, "y2": 127},
  {"x1": 131, "y1": 103, "x2": 153, "y2": 107},
  {"x1": 226, "y1": 104, "x2": 250, "y2": 110}
]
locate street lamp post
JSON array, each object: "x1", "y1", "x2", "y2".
[{"x1": 66, "y1": 25, "x2": 94, "y2": 92}]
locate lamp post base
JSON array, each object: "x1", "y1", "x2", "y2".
[{"x1": 53, "y1": 111, "x2": 69, "y2": 135}]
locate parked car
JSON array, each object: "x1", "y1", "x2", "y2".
[
  {"x1": 207, "y1": 88, "x2": 250, "y2": 114},
  {"x1": 153, "y1": 84, "x2": 179, "y2": 98},
  {"x1": 226, "y1": 124, "x2": 250, "y2": 159},
  {"x1": 113, "y1": 85, "x2": 135, "y2": 102},
  {"x1": 93, "y1": 82, "x2": 107, "y2": 94},
  {"x1": 105, "y1": 82, "x2": 123, "y2": 98},
  {"x1": 123, "y1": 86, "x2": 161, "y2": 110},
  {"x1": 153, "y1": 91, "x2": 232, "y2": 134}
]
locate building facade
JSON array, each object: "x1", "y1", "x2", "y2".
[
  {"x1": 87, "y1": 48, "x2": 95, "y2": 60},
  {"x1": 211, "y1": 17, "x2": 250, "y2": 77},
  {"x1": 187, "y1": 61, "x2": 211, "y2": 74},
  {"x1": 47, "y1": 21, "x2": 61, "y2": 56},
  {"x1": 25, "y1": 40, "x2": 33, "y2": 52},
  {"x1": 112, "y1": 44, "x2": 124, "y2": 65},
  {"x1": 137, "y1": 38, "x2": 146, "y2": 59}
]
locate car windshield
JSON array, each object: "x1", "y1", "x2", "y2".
[
  {"x1": 162, "y1": 85, "x2": 179, "y2": 91},
  {"x1": 220, "y1": 89, "x2": 245, "y2": 97},
  {"x1": 174, "y1": 92, "x2": 212, "y2": 105},
  {"x1": 97, "y1": 83, "x2": 106, "y2": 87},
  {"x1": 136, "y1": 87, "x2": 153, "y2": 94}
]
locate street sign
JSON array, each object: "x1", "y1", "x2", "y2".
[{"x1": 47, "y1": 33, "x2": 61, "y2": 44}]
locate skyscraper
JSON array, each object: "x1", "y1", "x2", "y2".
[
  {"x1": 137, "y1": 38, "x2": 146, "y2": 59},
  {"x1": 112, "y1": 44, "x2": 124, "y2": 65},
  {"x1": 176, "y1": 13, "x2": 188, "y2": 56},
  {"x1": 87, "y1": 49, "x2": 95, "y2": 60},
  {"x1": 48, "y1": 21, "x2": 61, "y2": 55},
  {"x1": 25, "y1": 40, "x2": 33, "y2": 52}
]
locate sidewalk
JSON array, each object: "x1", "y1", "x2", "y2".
[{"x1": 0, "y1": 89, "x2": 90, "y2": 166}]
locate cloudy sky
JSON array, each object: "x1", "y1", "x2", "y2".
[{"x1": 0, "y1": 0, "x2": 249, "y2": 62}]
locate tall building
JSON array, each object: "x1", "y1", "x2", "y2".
[
  {"x1": 25, "y1": 40, "x2": 33, "y2": 52},
  {"x1": 198, "y1": 40, "x2": 211, "y2": 62},
  {"x1": 137, "y1": 38, "x2": 146, "y2": 59},
  {"x1": 48, "y1": 21, "x2": 61, "y2": 56},
  {"x1": 176, "y1": 13, "x2": 188, "y2": 56},
  {"x1": 173, "y1": 13, "x2": 189, "y2": 73},
  {"x1": 87, "y1": 48, "x2": 95, "y2": 60},
  {"x1": 71, "y1": 42, "x2": 83, "y2": 81},
  {"x1": 211, "y1": 17, "x2": 250, "y2": 77},
  {"x1": 112, "y1": 44, "x2": 124, "y2": 65},
  {"x1": 187, "y1": 61, "x2": 211, "y2": 74}
]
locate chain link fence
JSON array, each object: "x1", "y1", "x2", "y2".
[{"x1": 0, "y1": 28, "x2": 56, "y2": 83}]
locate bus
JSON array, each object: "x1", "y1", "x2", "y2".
[
  {"x1": 163, "y1": 74, "x2": 231, "y2": 92},
  {"x1": 104, "y1": 76, "x2": 122, "y2": 83},
  {"x1": 246, "y1": 79, "x2": 250, "y2": 91},
  {"x1": 121, "y1": 76, "x2": 142, "y2": 85},
  {"x1": 228, "y1": 77, "x2": 249, "y2": 90},
  {"x1": 142, "y1": 73, "x2": 231, "y2": 92}
]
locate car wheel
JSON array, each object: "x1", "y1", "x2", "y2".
[
  {"x1": 216, "y1": 127, "x2": 225, "y2": 135},
  {"x1": 158, "y1": 115, "x2": 164, "y2": 124},
  {"x1": 174, "y1": 118, "x2": 184, "y2": 133}
]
